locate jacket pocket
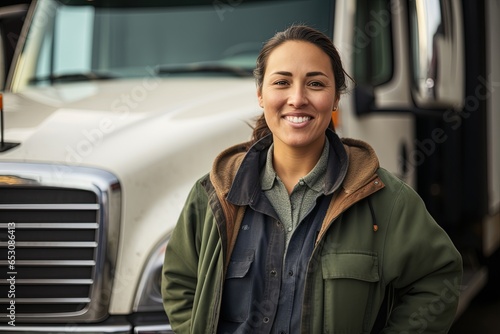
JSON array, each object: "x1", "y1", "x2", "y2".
[
  {"x1": 220, "y1": 250, "x2": 255, "y2": 323},
  {"x1": 321, "y1": 252, "x2": 379, "y2": 333}
]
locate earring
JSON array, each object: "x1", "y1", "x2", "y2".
[{"x1": 333, "y1": 106, "x2": 338, "y2": 111}]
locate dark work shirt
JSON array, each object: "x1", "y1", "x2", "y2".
[
  {"x1": 218, "y1": 139, "x2": 336, "y2": 334},
  {"x1": 261, "y1": 140, "x2": 329, "y2": 248}
]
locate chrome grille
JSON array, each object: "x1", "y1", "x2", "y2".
[{"x1": 0, "y1": 163, "x2": 121, "y2": 323}]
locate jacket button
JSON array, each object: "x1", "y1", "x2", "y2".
[
  {"x1": 270, "y1": 270, "x2": 277, "y2": 276},
  {"x1": 288, "y1": 270, "x2": 294, "y2": 276},
  {"x1": 263, "y1": 317, "x2": 270, "y2": 323}
]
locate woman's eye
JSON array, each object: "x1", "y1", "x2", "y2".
[
  {"x1": 274, "y1": 80, "x2": 288, "y2": 85},
  {"x1": 309, "y1": 81, "x2": 325, "y2": 87}
]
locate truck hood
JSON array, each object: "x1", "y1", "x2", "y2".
[
  {"x1": 2, "y1": 77, "x2": 259, "y2": 163},
  {"x1": 1, "y1": 77, "x2": 261, "y2": 314}
]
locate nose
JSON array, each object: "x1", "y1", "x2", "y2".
[{"x1": 288, "y1": 85, "x2": 308, "y2": 108}]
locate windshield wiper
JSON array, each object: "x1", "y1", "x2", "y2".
[
  {"x1": 156, "y1": 63, "x2": 253, "y2": 78},
  {"x1": 30, "y1": 71, "x2": 117, "y2": 84}
]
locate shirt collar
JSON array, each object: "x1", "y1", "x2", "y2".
[
  {"x1": 261, "y1": 139, "x2": 330, "y2": 193},
  {"x1": 227, "y1": 129, "x2": 348, "y2": 205},
  {"x1": 261, "y1": 144, "x2": 276, "y2": 191}
]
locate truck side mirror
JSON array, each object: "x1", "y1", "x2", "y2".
[
  {"x1": 409, "y1": 0, "x2": 464, "y2": 110},
  {"x1": 354, "y1": 85, "x2": 375, "y2": 116}
]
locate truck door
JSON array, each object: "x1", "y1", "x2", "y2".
[
  {"x1": 334, "y1": 0, "x2": 416, "y2": 186},
  {"x1": 334, "y1": 0, "x2": 464, "y2": 189}
]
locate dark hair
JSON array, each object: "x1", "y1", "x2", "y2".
[{"x1": 249, "y1": 25, "x2": 351, "y2": 146}]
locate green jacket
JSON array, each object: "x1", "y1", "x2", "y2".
[{"x1": 162, "y1": 135, "x2": 463, "y2": 334}]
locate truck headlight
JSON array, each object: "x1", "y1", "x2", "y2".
[{"x1": 133, "y1": 237, "x2": 169, "y2": 312}]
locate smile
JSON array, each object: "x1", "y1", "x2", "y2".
[{"x1": 285, "y1": 116, "x2": 312, "y2": 124}]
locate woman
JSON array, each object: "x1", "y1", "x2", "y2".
[{"x1": 162, "y1": 25, "x2": 462, "y2": 333}]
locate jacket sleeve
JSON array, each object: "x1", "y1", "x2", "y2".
[
  {"x1": 381, "y1": 180, "x2": 463, "y2": 333},
  {"x1": 162, "y1": 180, "x2": 207, "y2": 333}
]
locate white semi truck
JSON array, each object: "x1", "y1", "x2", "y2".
[{"x1": 0, "y1": 0, "x2": 498, "y2": 332}]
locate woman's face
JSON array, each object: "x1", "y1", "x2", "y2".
[{"x1": 258, "y1": 40, "x2": 338, "y2": 151}]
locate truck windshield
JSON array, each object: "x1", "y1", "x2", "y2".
[{"x1": 14, "y1": 0, "x2": 334, "y2": 89}]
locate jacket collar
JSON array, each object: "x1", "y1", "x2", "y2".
[
  {"x1": 210, "y1": 130, "x2": 378, "y2": 206},
  {"x1": 261, "y1": 140, "x2": 329, "y2": 193},
  {"x1": 208, "y1": 131, "x2": 383, "y2": 267},
  {"x1": 340, "y1": 137, "x2": 380, "y2": 194}
]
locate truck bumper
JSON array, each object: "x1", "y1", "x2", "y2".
[{"x1": 0, "y1": 313, "x2": 173, "y2": 334}]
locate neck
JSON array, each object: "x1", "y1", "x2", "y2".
[{"x1": 272, "y1": 137, "x2": 325, "y2": 194}]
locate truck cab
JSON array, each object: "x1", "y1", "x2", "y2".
[
  {"x1": 0, "y1": 0, "x2": 334, "y2": 332},
  {"x1": 0, "y1": 0, "x2": 498, "y2": 332}
]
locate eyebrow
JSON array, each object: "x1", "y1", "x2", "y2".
[{"x1": 271, "y1": 71, "x2": 329, "y2": 77}]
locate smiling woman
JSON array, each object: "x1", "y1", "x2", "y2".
[
  {"x1": 257, "y1": 41, "x2": 338, "y2": 192},
  {"x1": 162, "y1": 25, "x2": 463, "y2": 334}
]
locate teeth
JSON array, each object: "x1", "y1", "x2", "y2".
[{"x1": 286, "y1": 116, "x2": 311, "y2": 124}]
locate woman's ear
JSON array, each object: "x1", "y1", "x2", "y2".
[
  {"x1": 257, "y1": 90, "x2": 264, "y2": 108},
  {"x1": 333, "y1": 97, "x2": 340, "y2": 111}
]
